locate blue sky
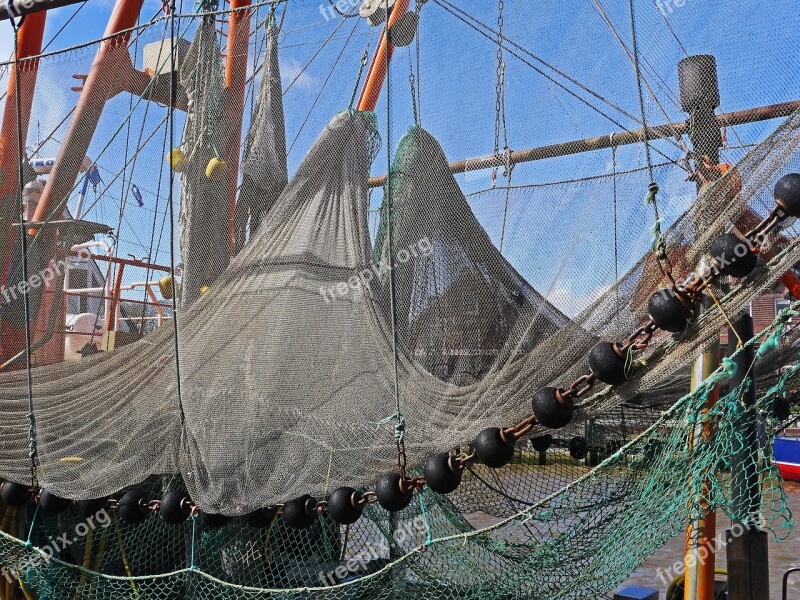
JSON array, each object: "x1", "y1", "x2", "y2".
[{"x1": 2, "y1": 0, "x2": 798, "y2": 315}]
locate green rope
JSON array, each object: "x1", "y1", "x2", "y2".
[
  {"x1": 189, "y1": 515, "x2": 198, "y2": 571},
  {"x1": 25, "y1": 503, "x2": 39, "y2": 548},
  {"x1": 373, "y1": 413, "x2": 406, "y2": 444},
  {"x1": 417, "y1": 493, "x2": 432, "y2": 546}
]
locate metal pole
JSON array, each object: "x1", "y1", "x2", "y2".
[
  {"x1": 726, "y1": 313, "x2": 769, "y2": 600},
  {"x1": 367, "y1": 100, "x2": 800, "y2": 188},
  {"x1": 0, "y1": 0, "x2": 84, "y2": 21}
]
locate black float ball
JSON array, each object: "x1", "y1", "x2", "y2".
[
  {"x1": 244, "y1": 506, "x2": 276, "y2": 529},
  {"x1": 118, "y1": 488, "x2": 149, "y2": 524},
  {"x1": 568, "y1": 436, "x2": 588, "y2": 460},
  {"x1": 375, "y1": 473, "x2": 413, "y2": 512},
  {"x1": 160, "y1": 491, "x2": 191, "y2": 525},
  {"x1": 39, "y1": 490, "x2": 71, "y2": 514},
  {"x1": 774, "y1": 173, "x2": 800, "y2": 217},
  {"x1": 588, "y1": 342, "x2": 628, "y2": 386},
  {"x1": 473, "y1": 427, "x2": 516, "y2": 468},
  {"x1": 198, "y1": 512, "x2": 231, "y2": 530},
  {"x1": 1, "y1": 482, "x2": 31, "y2": 507},
  {"x1": 77, "y1": 498, "x2": 107, "y2": 520},
  {"x1": 327, "y1": 487, "x2": 364, "y2": 525},
  {"x1": 648, "y1": 289, "x2": 692, "y2": 333},
  {"x1": 423, "y1": 453, "x2": 462, "y2": 495},
  {"x1": 282, "y1": 495, "x2": 318, "y2": 529},
  {"x1": 530, "y1": 434, "x2": 553, "y2": 453},
  {"x1": 710, "y1": 233, "x2": 757, "y2": 278},
  {"x1": 531, "y1": 388, "x2": 574, "y2": 429}
]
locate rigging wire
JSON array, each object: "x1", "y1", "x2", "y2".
[
  {"x1": 167, "y1": 0, "x2": 187, "y2": 446},
  {"x1": 8, "y1": 14, "x2": 38, "y2": 488},
  {"x1": 591, "y1": 0, "x2": 688, "y2": 154},
  {"x1": 431, "y1": 0, "x2": 687, "y2": 170},
  {"x1": 282, "y1": 14, "x2": 350, "y2": 96},
  {"x1": 434, "y1": 0, "x2": 662, "y2": 135},
  {"x1": 287, "y1": 17, "x2": 360, "y2": 155}
]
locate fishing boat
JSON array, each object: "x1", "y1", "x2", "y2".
[
  {"x1": 775, "y1": 434, "x2": 800, "y2": 482},
  {"x1": 0, "y1": 1, "x2": 799, "y2": 599}
]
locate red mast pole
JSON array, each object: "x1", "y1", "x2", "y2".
[
  {"x1": 223, "y1": 0, "x2": 251, "y2": 255},
  {"x1": 30, "y1": 0, "x2": 145, "y2": 233},
  {"x1": 0, "y1": 0, "x2": 144, "y2": 366},
  {"x1": 0, "y1": 12, "x2": 46, "y2": 367}
]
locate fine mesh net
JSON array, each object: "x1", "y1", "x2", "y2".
[{"x1": 0, "y1": 0, "x2": 799, "y2": 598}]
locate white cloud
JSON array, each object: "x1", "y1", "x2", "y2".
[
  {"x1": 281, "y1": 59, "x2": 318, "y2": 93},
  {"x1": 547, "y1": 284, "x2": 611, "y2": 319}
]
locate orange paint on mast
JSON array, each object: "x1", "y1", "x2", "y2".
[
  {"x1": 223, "y1": 0, "x2": 251, "y2": 256},
  {"x1": 0, "y1": 12, "x2": 46, "y2": 367},
  {"x1": 356, "y1": 0, "x2": 411, "y2": 113},
  {"x1": 2, "y1": 0, "x2": 144, "y2": 366}
]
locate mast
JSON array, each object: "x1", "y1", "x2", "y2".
[
  {"x1": 0, "y1": 12, "x2": 46, "y2": 366},
  {"x1": 356, "y1": 0, "x2": 412, "y2": 112},
  {"x1": 0, "y1": 0, "x2": 144, "y2": 367},
  {"x1": 223, "y1": 0, "x2": 252, "y2": 255}
]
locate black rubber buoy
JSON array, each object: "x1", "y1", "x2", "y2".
[
  {"x1": 588, "y1": 342, "x2": 628, "y2": 386},
  {"x1": 244, "y1": 506, "x2": 276, "y2": 529},
  {"x1": 531, "y1": 387, "x2": 574, "y2": 429},
  {"x1": 648, "y1": 289, "x2": 692, "y2": 333},
  {"x1": 423, "y1": 453, "x2": 462, "y2": 495},
  {"x1": 198, "y1": 512, "x2": 231, "y2": 529},
  {"x1": 1, "y1": 482, "x2": 31, "y2": 507},
  {"x1": 118, "y1": 488, "x2": 149, "y2": 524},
  {"x1": 473, "y1": 427, "x2": 516, "y2": 468},
  {"x1": 568, "y1": 436, "x2": 588, "y2": 460},
  {"x1": 160, "y1": 491, "x2": 191, "y2": 525},
  {"x1": 710, "y1": 233, "x2": 757, "y2": 278},
  {"x1": 77, "y1": 498, "x2": 107, "y2": 519},
  {"x1": 327, "y1": 487, "x2": 364, "y2": 525},
  {"x1": 775, "y1": 173, "x2": 800, "y2": 218},
  {"x1": 375, "y1": 473, "x2": 413, "y2": 512},
  {"x1": 530, "y1": 435, "x2": 553, "y2": 453},
  {"x1": 39, "y1": 490, "x2": 71, "y2": 514},
  {"x1": 282, "y1": 495, "x2": 318, "y2": 529}
]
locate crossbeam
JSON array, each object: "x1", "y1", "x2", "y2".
[{"x1": 367, "y1": 99, "x2": 800, "y2": 188}]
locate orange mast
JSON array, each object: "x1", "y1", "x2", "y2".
[
  {"x1": 0, "y1": 12, "x2": 46, "y2": 367},
  {"x1": 223, "y1": 0, "x2": 252, "y2": 255},
  {"x1": 356, "y1": 0, "x2": 412, "y2": 112}
]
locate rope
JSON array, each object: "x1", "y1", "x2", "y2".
[
  {"x1": 707, "y1": 286, "x2": 744, "y2": 348},
  {"x1": 349, "y1": 35, "x2": 372, "y2": 110},
  {"x1": 628, "y1": 0, "x2": 655, "y2": 183},
  {"x1": 9, "y1": 12, "x2": 38, "y2": 489},
  {"x1": 383, "y1": 0, "x2": 409, "y2": 478},
  {"x1": 167, "y1": 0, "x2": 188, "y2": 451},
  {"x1": 372, "y1": 413, "x2": 406, "y2": 444},
  {"x1": 189, "y1": 515, "x2": 198, "y2": 570},
  {"x1": 417, "y1": 493, "x2": 433, "y2": 546},
  {"x1": 611, "y1": 139, "x2": 620, "y2": 321}
]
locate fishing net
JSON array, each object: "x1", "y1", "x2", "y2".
[{"x1": 0, "y1": 0, "x2": 799, "y2": 598}]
